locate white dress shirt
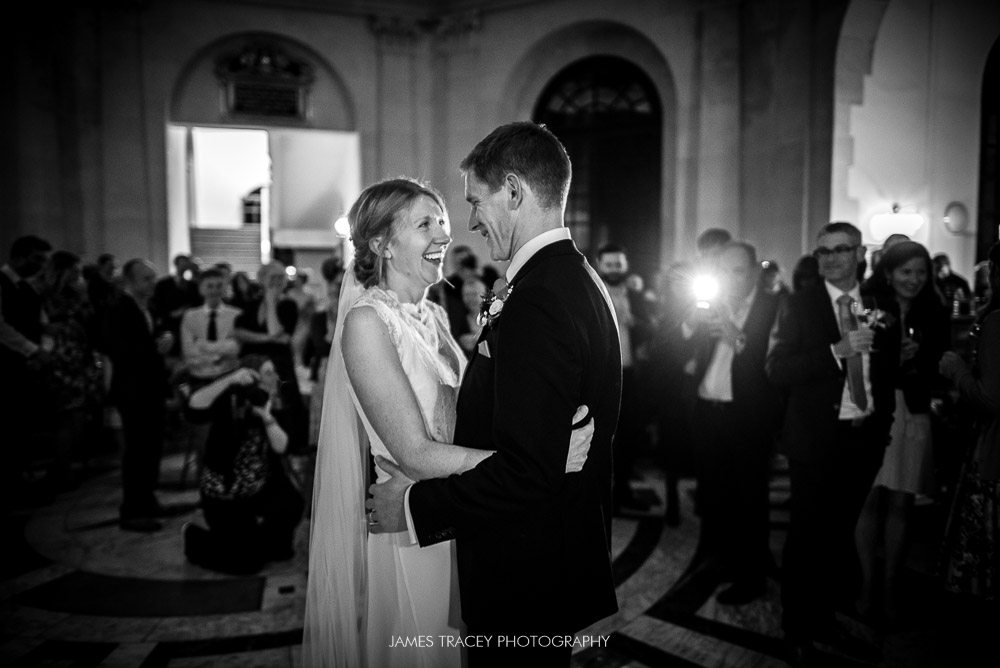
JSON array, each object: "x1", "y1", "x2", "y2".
[
  {"x1": 824, "y1": 280, "x2": 873, "y2": 420},
  {"x1": 180, "y1": 302, "x2": 241, "y2": 376},
  {"x1": 697, "y1": 287, "x2": 757, "y2": 402},
  {"x1": 505, "y1": 227, "x2": 572, "y2": 283}
]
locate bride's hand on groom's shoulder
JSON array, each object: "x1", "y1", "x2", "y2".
[
  {"x1": 566, "y1": 405, "x2": 594, "y2": 474},
  {"x1": 365, "y1": 456, "x2": 412, "y2": 534}
]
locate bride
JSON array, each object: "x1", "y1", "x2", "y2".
[{"x1": 302, "y1": 177, "x2": 594, "y2": 667}]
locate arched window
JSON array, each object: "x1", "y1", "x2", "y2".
[{"x1": 534, "y1": 56, "x2": 662, "y2": 281}]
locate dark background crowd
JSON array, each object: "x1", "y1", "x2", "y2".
[{"x1": 1, "y1": 227, "x2": 997, "y2": 661}]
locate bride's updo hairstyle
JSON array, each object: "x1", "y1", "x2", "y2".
[{"x1": 348, "y1": 177, "x2": 448, "y2": 289}]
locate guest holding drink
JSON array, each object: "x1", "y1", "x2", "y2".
[{"x1": 854, "y1": 241, "x2": 949, "y2": 627}]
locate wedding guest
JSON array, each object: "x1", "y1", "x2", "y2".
[
  {"x1": 439, "y1": 245, "x2": 480, "y2": 340},
  {"x1": 183, "y1": 355, "x2": 304, "y2": 574},
  {"x1": 285, "y1": 268, "x2": 317, "y2": 367},
  {"x1": 0, "y1": 234, "x2": 51, "y2": 503},
  {"x1": 792, "y1": 254, "x2": 821, "y2": 293},
  {"x1": 179, "y1": 268, "x2": 242, "y2": 380},
  {"x1": 480, "y1": 264, "x2": 501, "y2": 291},
  {"x1": 212, "y1": 261, "x2": 234, "y2": 303},
  {"x1": 234, "y1": 260, "x2": 307, "y2": 452},
  {"x1": 647, "y1": 261, "x2": 698, "y2": 526},
  {"x1": 230, "y1": 270, "x2": 259, "y2": 312},
  {"x1": 760, "y1": 259, "x2": 789, "y2": 296},
  {"x1": 864, "y1": 234, "x2": 911, "y2": 293},
  {"x1": 933, "y1": 253, "x2": 973, "y2": 306},
  {"x1": 597, "y1": 243, "x2": 655, "y2": 514},
  {"x1": 303, "y1": 259, "x2": 345, "y2": 448},
  {"x1": 102, "y1": 259, "x2": 174, "y2": 532},
  {"x1": 678, "y1": 241, "x2": 783, "y2": 604},
  {"x1": 855, "y1": 241, "x2": 949, "y2": 627},
  {"x1": 85, "y1": 254, "x2": 118, "y2": 319},
  {"x1": 151, "y1": 253, "x2": 201, "y2": 356},
  {"x1": 38, "y1": 250, "x2": 105, "y2": 489},
  {"x1": 456, "y1": 276, "x2": 486, "y2": 359},
  {"x1": 939, "y1": 241, "x2": 1000, "y2": 602},
  {"x1": 697, "y1": 228, "x2": 732, "y2": 257},
  {"x1": 97, "y1": 253, "x2": 117, "y2": 283},
  {"x1": 972, "y1": 260, "x2": 992, "y2": 309},
  {"x1": 767, "y1": 221, "x2": 898, "y2": 661}
]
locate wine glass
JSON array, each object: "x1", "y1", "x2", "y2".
[{"x1": 850, "y1": 301, "x2": 882, "y2": 353}]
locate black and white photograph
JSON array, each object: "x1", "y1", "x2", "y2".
[{"x1": 2, "y1": 0, "x2": 998, "y2": 666}]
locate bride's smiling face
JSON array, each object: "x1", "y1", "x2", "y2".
[{"x1": 385, "y1": 195, "x2": 451, "y2": 296}]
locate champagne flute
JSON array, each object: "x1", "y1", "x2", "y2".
[{"x1": 851, "y1": 301, "x2": 882, "y2": 353}]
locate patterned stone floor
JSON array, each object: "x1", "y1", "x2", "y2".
[{"x1": 0, "y1": 448, "x2": 990, "y2": 667}]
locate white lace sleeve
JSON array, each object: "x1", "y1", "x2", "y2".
[{"x1": 351, "y1": 295, "x2": 403, "y2": 349}]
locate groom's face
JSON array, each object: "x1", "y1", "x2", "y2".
[{"x1": 465, "y1": 171, "x2": 514, "y2": 262}]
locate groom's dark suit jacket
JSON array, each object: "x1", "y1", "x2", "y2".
[{"x1": 408, "y1": 238, "x2": 622, "y2": 634}]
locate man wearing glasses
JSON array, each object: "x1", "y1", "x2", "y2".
[{"x1": 766, "y1": 221, "x2": 897, "y2": 664}]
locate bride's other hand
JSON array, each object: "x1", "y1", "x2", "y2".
[
  {"x1": 366, "y1": 456, "x2": 413, "y2": 534},
  {"x1": 565, "y1": 405, "x2": 594, "y2": 473}
]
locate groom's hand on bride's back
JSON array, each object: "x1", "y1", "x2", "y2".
[
  {"x1": 566, "y1": 404, "x2": 594, "y2": 473},
  {"x1": 365, "y1": 457, "x2": 412, "y2": 534}
]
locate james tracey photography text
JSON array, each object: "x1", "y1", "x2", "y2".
[{"x1": 388, "y1": 635, "x2": 611, "y2": 649}]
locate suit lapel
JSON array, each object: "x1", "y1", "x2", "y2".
[{"x1": 818, "y1": 287, "x2": 842, "y2": 344}]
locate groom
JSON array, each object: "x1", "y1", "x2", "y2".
[{"x1": 368, "y1": 121, "x2": 622, "y2": 666}]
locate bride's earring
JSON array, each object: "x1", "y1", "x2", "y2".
[{"x1": 383, "y1": 251, "x2": 392, "y2": 259}]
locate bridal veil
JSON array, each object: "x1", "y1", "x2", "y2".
[{"x1": 302, "y1": 264, "x2": 368, "y2": 667}]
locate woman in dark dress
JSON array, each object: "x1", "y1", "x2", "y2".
[
  {"x1": 939, "y1": 241, "x2": 1000, "y2": 603},
  {"x1": 855, "y1": 241, "x2": 950, "y2": 625},
  {"x1": 39, "y1": 250, "x2": 105, "y2": 486},
  {"x1": 182, "y1": 354, "x2": 305, "y2": 574}
]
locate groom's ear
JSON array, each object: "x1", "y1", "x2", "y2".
[{"x1": 504, "y1": 173, "x2": 524, "y2": 210}]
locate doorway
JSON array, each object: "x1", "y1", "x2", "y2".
[
  {"x1": 533, "y1": 55, "x2": 663, "y2": 283},
  {"x1": 166, "y1": 124, "x2": 360, "y2": 281}
]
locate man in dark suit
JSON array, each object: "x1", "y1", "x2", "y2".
[
  {"x1": 596, "y1": 243, "x2": 655, "y2": 514},
  {"x1": 676, "y1": 240, "x2": 784, "y2": 605},
  {"x1": 102, "y1": 259, "x2": 174, "y2": 532},
  {"x1": 766, "y1": 221, "x2": 897, "y2": 661},
  {"x1": 437, "y1": 244, "x2": 480, "y2": 337},
  {"x1": 368, "y1": 122, "x2": 622, "y2": 666},
  {"x1": 151, "y1": 253, "x2": 201, "y2": 356}
]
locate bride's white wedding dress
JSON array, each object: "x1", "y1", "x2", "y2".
[{"x1": 303, "y1": 279, "x2": 467, "y2": 668}]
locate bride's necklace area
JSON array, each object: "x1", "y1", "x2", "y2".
[{"x1": 374, "y1": 285, "x2": 439, "y2": 347}]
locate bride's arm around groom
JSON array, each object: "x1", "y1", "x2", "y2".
[{"x1": 368, "y1": 122, "x2": 623, "y2": 657}]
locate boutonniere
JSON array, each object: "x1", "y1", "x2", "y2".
[
  {"x1": 477, "y1": 278, "x2": 514, "y2": 327},
  {"x1": 851, "y1": 302, "x2": 892, "y2": 331}
]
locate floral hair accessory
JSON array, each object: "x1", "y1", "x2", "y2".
[{"x1": 477, "y1": 278, "x2": 513, "y2": 327}]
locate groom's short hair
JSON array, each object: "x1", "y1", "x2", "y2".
[{"x1": 460, "y1": 122, "x2": 571, "y2": 211}]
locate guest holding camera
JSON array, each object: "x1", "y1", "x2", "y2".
[
  {"x1": 182, "y1": 354, "x2": 305, "y2": 574},
  {"x1": 234, "y1": 260, "x2": 307, "y2": 451}
]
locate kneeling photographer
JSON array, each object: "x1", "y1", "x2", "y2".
[{"x1": 182, "y1": 354, "x2": 305, "y2": 574}]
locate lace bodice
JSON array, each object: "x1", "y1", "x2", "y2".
[{"x1": 346, "y1": 287, "x2": 467, "y2": 482}]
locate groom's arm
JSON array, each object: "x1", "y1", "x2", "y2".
[{"x1": 407, "y1": 283, "x2": 584, "y2": 545}]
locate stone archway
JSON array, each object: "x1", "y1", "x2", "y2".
[
  {"x1": 533, "y1": 55, "x2": 663, "y2": 283},
  {"x1": 170, "y1": 31, "x2": 355, "y2": 130},
  {"x1": 499, "y1": 21, "x2": 677, "y2": 274}
]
